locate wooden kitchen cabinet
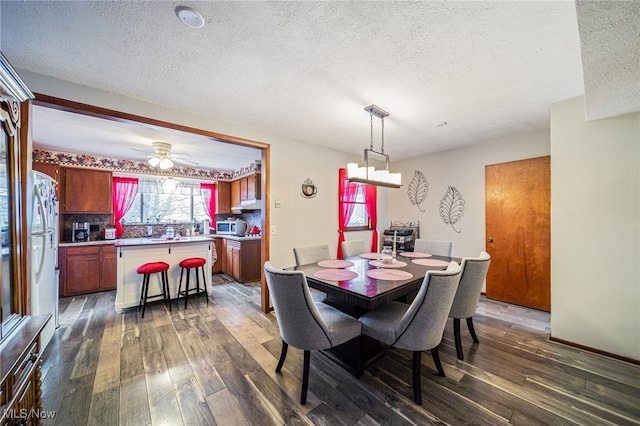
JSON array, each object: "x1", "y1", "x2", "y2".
[
  {"x1": 62, "y1": 167, "x2": 113, "y2": 213},
  {"x1": 245, "y1": 173, "x2": 260, "y2": 201},
  {"x1": 234, "y1": 173, "x2": 261, "y2": 203},
  {"x1": 212, "y1": 238, "x2": 224, "y2": 274},
  {"x1": 59, "y1": 244, "x2": 117, "y2": 296},
  {"x1": 222, "y1": 238, "x2": 260, "y2": 283},
  {"x1": 230, "y1": 179, "x2": 241, "y2": 209},
  {"x1": 100, "y1": 245, "x2": 117, "y2": 290},
  {"x1": 216, "y1": 181, "x2": 231, "y2": 214}
]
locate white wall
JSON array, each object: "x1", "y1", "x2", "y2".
[
  {"x1": 391, "y1": 131, "x2": 550, "y2": 259},
  {"x1": 550, "y1": 96, "x2": 640, "y2": 360},
  {"x1": 18, "y1": 70, "x2": 379, "y2": 270}
]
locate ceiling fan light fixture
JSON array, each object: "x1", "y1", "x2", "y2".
[
  {"x1": 159, "y1": 158, "x2": 174, "y2": 169},
  {"x1": 148, "y1": 157, "x2": 161, "y2": 167}
]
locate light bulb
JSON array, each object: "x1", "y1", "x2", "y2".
[
  {"x1": 148, "y1": 157, "x2": 161, "y2": 167},
  {"x1": 159, "y1": 158, "x2": 174, "y2": 169}
]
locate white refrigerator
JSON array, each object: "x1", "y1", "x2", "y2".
[{"x1": 31, "y1": 171, "x2": 59, "y2": 349}]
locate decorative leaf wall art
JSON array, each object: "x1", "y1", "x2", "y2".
[
  {"x1": 439, "y1": 186, "x2": 465, "y2": 233},
  {"x1": 407, "y1": 170, "x2": 429, "y2": 212}
]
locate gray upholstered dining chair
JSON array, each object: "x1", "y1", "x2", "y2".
[
  {"x1": 414, "y1": 239, "x2": 453, "y2": 257},
  {"x1": 293, "y1": 244, "x2": 332, "y2": 266},
  {"x1": 264, "y1": 261, "x2": 361, "y2": 404},
  {"x1": 358, "y1": 261, "x2": 462, "y2": 405},
  {"x1": 293, "y1": 244, "x2": 332, "y2": 302},
  {"x1": 449, "y1": 251, "x2": 491, "y2": 360},
  {"x1": 340, "y1": 239, "x2": 369, "y2": 258}
]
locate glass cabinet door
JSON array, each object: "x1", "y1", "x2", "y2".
[
  {"x1": 0, "y1": 52, "x2": 33, "y2": 341},
  {"x1": 0, "y1": 131, "x2": 13, "y2": 329}
]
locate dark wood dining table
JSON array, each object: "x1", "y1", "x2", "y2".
[{"x1": 291, "y1": 252, "x2": 460, "y2": 377}]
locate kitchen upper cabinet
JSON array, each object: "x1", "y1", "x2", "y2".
[
  {"x1": 245, "y1": 173, "x2": 260, "y2": 201},
  {"x1": 230, "y1": 179, "x2": 241, "y2": 210},
  {"x1": 62, "y1": 167, "x2": 112, "y2": 214},
  {"x1": 216, "y1": 181, "x2": 231, "y2": 214}
]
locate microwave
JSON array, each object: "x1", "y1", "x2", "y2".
[{"x1": 216, "y1": 220, "x2": 237, "y2": 235}]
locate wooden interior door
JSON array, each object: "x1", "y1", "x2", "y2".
[{"x1": 485, "y1": 156, "x2": 550, "y2": 311}]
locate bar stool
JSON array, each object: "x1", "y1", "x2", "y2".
[
  {"x1": 136, "y1": 261, "x2": 171, "y2": 318},
  {"x1": 177, "y1": 257, "x2": 208, "y2": 309}
]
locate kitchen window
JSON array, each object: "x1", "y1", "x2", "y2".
[{"x1": 122, "y1": 178, "x2": 208, "y2": 224}]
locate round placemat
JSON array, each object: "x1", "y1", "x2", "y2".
[
  {"x1": 412, "y1": 258, "x2": 450, "y2": 268},
  {"x1": 314, "y1": 269, "x2": 358, "y2": 281},
  {"x1": 399, "y1": 251, "x2": 433, "y2": 258},
  {"x1": 366, "y1": 269, "x2": 413, "y2": 280},
  {"x1": 359, "y1": 252, "x2": 381, "y2": 259},
  {"x1": 317, "y1": 259, "x2": 355, "y2": 269},
  {"x1": 368, "y1": 259, "x2": 407, "y2": 268}
]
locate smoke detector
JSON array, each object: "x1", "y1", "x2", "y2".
[{"x1": 175, "y1": 6, "x2": 205, "y2": 29}]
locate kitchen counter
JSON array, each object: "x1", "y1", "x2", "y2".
[
  {"x1": 115, "y1": 235, "x2": 214, "y2": 247},
  {"x1": 59, "y1": 240, "x2": 116, "y2": 247},
  {"x1": 209, "y1": 234, "x2": 262, "y2": 241}
]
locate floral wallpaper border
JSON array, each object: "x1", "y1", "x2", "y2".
[{"x1": 32, "y1": 148, "x2": 261, "y2": 181}]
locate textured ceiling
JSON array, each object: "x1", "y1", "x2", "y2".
[
  {"x1": 0, "y1": 1, "x2": 637, "y2": 168},
  {"x1": 576, "y1": 0, "x2": 640, "y2": 120}
]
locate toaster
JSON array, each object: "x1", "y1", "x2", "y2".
[{"x1": 104, "y1": 227, "x2": 116, "y2": 240}]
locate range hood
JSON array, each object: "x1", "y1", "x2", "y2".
[{"x1": 231, "y1": 199, "x2": 262, "y2": 211}]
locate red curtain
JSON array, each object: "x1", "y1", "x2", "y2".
[
  {"x1": 337, "y1": 168, "x2": 359, "y2": 259},
  {"x1": 363, "y1": 184, "x2": 378, "y2": 252},
  {"x1": 112, "y1": 177, "x2": 139, "y2": 237},
  {"x1": 200, "y1": 182, "x2": 217, "y2": 230}
]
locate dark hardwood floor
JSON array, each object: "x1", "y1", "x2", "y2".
[{"x1": 39, "y1": 274, "x2": 640, "y2": 425}]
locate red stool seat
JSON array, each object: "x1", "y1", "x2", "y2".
[
  {"x1": 177, "y1": 257, "x2": 208, "y2": 309},
  {"x1": 179, "y1": 258, "x2": 206, "y2": 268},
  {"x1": 137, "y1": 262, "x2": 170, "y2": 275},
  {"x1": 136, "y1": 261, "x2": 171, "y2": 317}
]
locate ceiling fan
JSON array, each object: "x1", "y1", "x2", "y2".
[{"x1": 131, "y1": 142, "x2": 198, "y2": 169}]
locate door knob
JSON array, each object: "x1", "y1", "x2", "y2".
[{"x1": 487, "y1": 237, "x2": 493, "y2": 242}]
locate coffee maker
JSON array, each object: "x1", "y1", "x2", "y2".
[{"x1": 72, "y1": 222, "x2": 90, "y2": 242}]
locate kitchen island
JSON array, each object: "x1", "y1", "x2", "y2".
[{"x1": 114, "y1": 235, "x2": 212, "y2": 313}]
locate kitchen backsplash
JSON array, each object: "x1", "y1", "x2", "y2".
[{"x1": 63, "y1": 212, "x2": 262, "y2": 241}]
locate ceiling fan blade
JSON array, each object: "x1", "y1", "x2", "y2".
[
  {"x1": 173, "y1": 157, "x2": 199, "y2": 166},
  {"x1": 130, "y1": 147, "x2": 153, "y2": 154},
  {"x1": 171, "y1": 152, "x2": 193, "y2": 158}
]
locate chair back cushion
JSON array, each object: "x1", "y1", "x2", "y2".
[
  {"x1": 449, "y1": 251, "x2": 491, "y2": 319},
  {"x1": 263, "y1": 262, "x2": 333, "y2": 350},
  {"x1": 341, "y1": 239, "x2": 368, "y2": 258},
  {"x1": 293, "y1": 244, "x2": 331, "y2": 266},
  {"x1": 414, "y1": 239, "x2": 452, "y2": 257},
  {"x1": 394, "y1": 261, "x2": 461, "y2": 351}
]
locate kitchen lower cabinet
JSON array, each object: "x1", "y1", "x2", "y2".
[
  {"x1": 101, "y1": 244, "x2": 117, "y2": 290},
  {"x1": 59, "y1": 244, "x2": 117, "y2": 296},
  {"x1": 212, "y1": 238, "x2": 224, "y2": 274},
  {"x1": 224, "y1": 239, "x2": 260, "y2": 283}
]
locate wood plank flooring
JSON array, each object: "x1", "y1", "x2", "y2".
[{"x1": 39, "y1": 275, "x2": 640, "y2": 425}]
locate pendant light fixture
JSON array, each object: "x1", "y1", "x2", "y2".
[{"x1": 347, "y1": 105, "x2": 402, "y2": 188}]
